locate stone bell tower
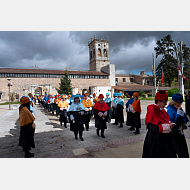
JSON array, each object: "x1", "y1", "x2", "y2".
[
  {"x1": 88, "y1": 35, "x2": 110, "y2": 72},
  {"x1": 88, "y1": 35, "x2": 115, "y2": 87}
]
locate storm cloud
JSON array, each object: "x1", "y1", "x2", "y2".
[{"x1": 0, "y1": 31, "x2": 190, "y2": 74}]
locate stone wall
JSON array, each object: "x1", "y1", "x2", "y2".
[{"x1": 0, "y1": 77, "x2": 110, "y2": 102}]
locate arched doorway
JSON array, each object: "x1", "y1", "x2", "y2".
[{"x1": 35, "y1": 87, "x2": 42, "y2": 96}]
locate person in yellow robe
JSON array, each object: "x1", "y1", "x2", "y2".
[
  {"x1": 58, "y1": 95, "x2": 69, "y2": 127},
  {"x1": 81, "y1": 93, "x2": 93, "y2": 131},
  {"x1": 19, "y1": 96, "x2": 36, "y2": 158}
]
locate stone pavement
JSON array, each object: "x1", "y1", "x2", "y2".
[{"x1": 0, "y1": 100, "x2": 190, "y2": 158}]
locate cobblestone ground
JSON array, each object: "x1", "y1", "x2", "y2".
[{"x1": 0, "y1": 100, "x2": 189, "y2": 158}]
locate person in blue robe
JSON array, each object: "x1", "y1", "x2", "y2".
[
  {"x1": 111, "y1": 92, "x2": 118, "y2": 125},
  {"x1": 126, "y1": 91, "x2": 134, "y2": 130},
  {"x1": 104, "y1": 92, "x2": 112, "y2": 123},
  {"x1": 167, "y1": 93, "x2": 189, "y2": 158},
  {"x1": 68, "y1": 95, "x2": 86, "y2": 141},
  {"x1": 116, "y1": 93, "x2": 124, "y2": 128}
]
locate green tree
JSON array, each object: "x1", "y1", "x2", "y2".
[
  {"x1": 181, "y1": 44, "x2": 190, "y2": 89},
  {"x1": 154, "y1": 34, "x2": 178, "y2": 87},
  {"x1": 58, "y1": 71, "x2": 72, "y2": 94}
]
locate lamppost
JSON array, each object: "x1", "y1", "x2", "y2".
[
  {"x1": 116, "y1": 80, "x2": 118, "y2": 93},
  {"x1": 7, "y1": 79, "x2": 12, "y2": 110}
]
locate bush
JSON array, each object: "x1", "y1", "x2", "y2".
[
  {"x1": 167, "y1": 88, "x2": 179, "y2": 97},
  {"x1": 142, "y1": 93, "x2": 146, "y2": 98},
  {"x1": 123, "y1": 95, "x2": 126, "y2": 98},
  {"x1": 138, "y1": 91, "x2": 145, "y2": 96},
  {"x1": 148, "y1": 93, "x2": 152, "y2": 97}
]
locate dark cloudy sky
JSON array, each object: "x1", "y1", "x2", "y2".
[{"x1": 0, "y1": 31, "x2": 190, "y2": 75}]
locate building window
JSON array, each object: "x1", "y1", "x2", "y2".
[
  {"x1": 123, "y1": 78, "x2": 126, "y2": 82},
  {"x1": 104, "y1": 49, "x2": 107, "y2": 57},
  {"x1": 98, "y1": 48, "x2": 101, "y2": 57},
  {"x1": 130, "y1": 78, "x2": 133, "y2": 82},
  {"x1": 90, "y1": 51, "x2": 92, "y2": 59},
  {"x1": 116, "y1": 78, "x2": 118, "y2": 82}
]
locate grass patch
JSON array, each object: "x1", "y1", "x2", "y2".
[{"x1": 0, "y1": 101, "x2": 20, "y2": 105}]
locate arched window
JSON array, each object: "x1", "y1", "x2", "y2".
[
  {"x1": 104, "y1": 49, "x2": 107, "y2": 57},
  {"x1": 98, "y1": 48, "x2": 101, "y2": 57},
  {"x1": 90, "y1": 51, "x2": 92, "y2": 59}
]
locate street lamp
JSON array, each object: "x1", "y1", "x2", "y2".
[
  {"x1": 7, "y1": 79, "x2": 12, "y2": 110},
  {"x1": 116, "y1": 80, "x2": 118, "y2": 93}
]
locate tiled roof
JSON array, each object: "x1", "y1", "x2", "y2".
[
  {"x1": 115, "y1": 74, "x2": 153, "y2": 78},
  {"x1": 112, "y1": 84, "x2": 171, "y2": 91},
  {"x1": 0, "y1": 68, "x2": 109, "y2": 76}
]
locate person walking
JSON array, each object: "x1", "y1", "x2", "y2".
[
  {"x1": 54, "y1": 95, "x2": 60, "y2": 117},
  {"x1": 111, "y1": 92, "x2": 118, "y2": 125},
  {"x1": 58, "y1": 95, "x2": 69, "y2": 128},
  {"x1": 116, "y1": 93, "x2": 124, "y2": 128},
  {"x1": 68, "y1": 95, "x2": 86, "y2": 141},
  {"x1": 19, "y1": 96, "x2": 36, "y2": 158},
  {"x1": 131, "y1": 92, "x2": 141, "y2": 134},
  {"x1": 126, "y1": 91, "x2": 134, "y2": 130},
  {"x1": 104, "y1": 92, "x2": 112, "y2": 123},
  {"x1": 81, "y1": 93, "x2": 93, "y2": 131},
  {"x1": 142, "y1": 90, "x2": 177, "y2": 158},
  {"x1": 93, "y1": 94, "x2": 109, "y2": 138},
  {"x1": 167, "y1": 93, "x2": 189, "y2": 158}
]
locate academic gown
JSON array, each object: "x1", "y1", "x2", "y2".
[
  {"x1": 111, "y1": 98, "x2": 118, "y2": 119},
  {"x1": 126, "y1": 98, "x2": 134, "y2": 126},
  {"x1": 131, "y1": 99, "x2": 141, "y2": 130},
  {"x1": 104, "y1": 97, "x2": 112, "y2": 120},
  {"x1": 142, "y1": 104, "x2": 177, "y2": 158},
  {"x1": 58, "y1": 100, "x2": 69, "y2": 124},
  {"x1": 185, "y1": 95, "x2": 190, "y2": 116},
  {"x1": 116, "y1": 98, "x2": 124, "y2": 124},
  {"x1": 81, "y1": 99, "x2": 93, "y2": 124},
  {"x1": 19, "y1": 107, "x2": 35, "y2": 152},
  {"x1": 93, "y1": 101, "x2": 109, "y2": 130},
  {"x1": 68, "y1": 102, "x2": 86, "y2": 133},
  {"x1": 167, "y1": 105, "x2": 189, "y2": 158}
]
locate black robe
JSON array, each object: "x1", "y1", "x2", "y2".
[
  {"x1": 131, "y1": 112, "x2": 141, "y2": 129},
  {"x1": 106, "y1": 102, "x2": 112, "y2": 120},
  {"x1": 116, "y1": 104, "x2": 124, "y2": 123},
  {"x1": 59, "y1": 110, "x2": 68, "y2": 123},
  {"x1": 84, "y1": 109, "x2": 92, "y2": 124},
  {"x1": 94, "y1": 109, "x2": 108, "y2": 130},
  {"x1": 185, "y1": 95, "x2": 190, "y2": 116},
  {"x1": 19, "y1": 122, "x2": 35, "y2": 152},
  {"x1": 126, "y1": 112, "x2": 133, "y2": 126},
  {"x1": 171, "y1": 116, "x2": 189, "y2": 158},
  {"x1": 69, "y1": 111, "x2": 84, "y2": 133},
  {"x1": 142, "y1": 123, "x2": 177, "y2": 158},
  {"x1": 111, "y1": 107, "x2": 117, "y2": 119}
]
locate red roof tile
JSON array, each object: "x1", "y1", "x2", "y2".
[{"x1": 0, "y1": 68, "x2": 109, "y2": 76}]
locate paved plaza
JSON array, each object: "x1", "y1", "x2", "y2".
[{"x1": 0, "y1": 100, "x2": 190, "y2": 158}]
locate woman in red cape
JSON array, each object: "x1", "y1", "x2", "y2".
[
  {"x1": 93, "y1": 94, "x2": 109, "y2": 138},
  {"x1": 142, "y1": 90, "x2": 177, "y2": 158}
]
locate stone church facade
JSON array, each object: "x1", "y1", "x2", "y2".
[{"x1": 0, "y1": 35, "x2": 115, "y2": 102}]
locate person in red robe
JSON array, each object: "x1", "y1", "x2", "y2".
[
  {"x1": 142, "y1": 90, "x2": 177, "y2": 158},
  {"x1": 93, "y1": 94, "x2": 109, "y2": 138}
]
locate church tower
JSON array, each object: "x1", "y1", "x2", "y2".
[{"x1": 88, "y1": 35, "x2": 110, "y2": 72}]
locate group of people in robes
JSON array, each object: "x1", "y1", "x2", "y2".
[
  {"x1": 142, "y1": 90, "x2": 189, "y2": 158},
  {"x1": 18, "y1": 89, "x2": 189, "y2": 158}
]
